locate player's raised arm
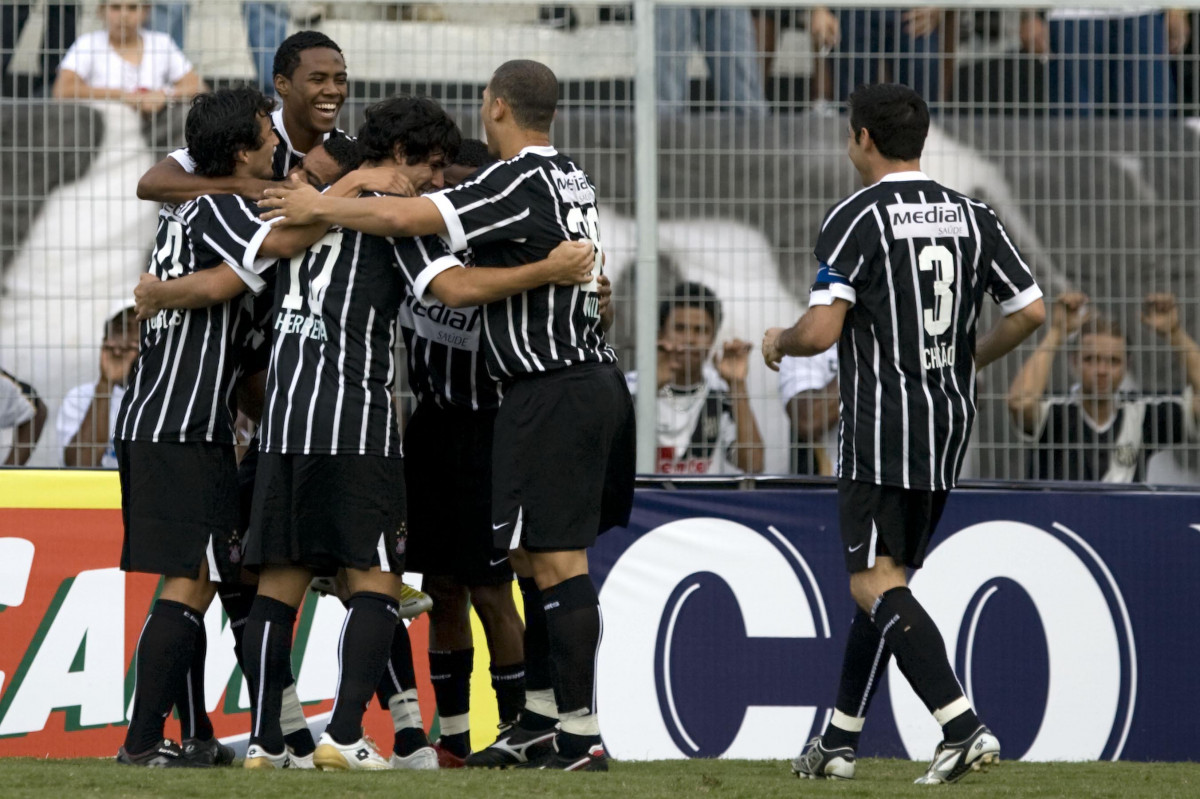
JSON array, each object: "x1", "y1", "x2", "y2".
[
  {"x1": 137, "y1": 155, "x2": 276, "y2": 205},
  {"x1": 425, "y1": 240, "x2": 595, "y2": 309},
  {"x1": 133, "y1": 269, "x2": 250, "y2": 319},
  {"x1": 260, "y1": 179, "x2": 448, "y2": 238},
  {"x1": 762, "y1": 300, "x2": 851, "y2": 372}
]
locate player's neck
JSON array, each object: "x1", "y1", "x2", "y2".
[
  {"x1": 281, "y1": 106, "x2": 324, "y2": 156},
  {"x1": 1081, "y1": 394, "x2": 1116, "y2": 427},
  {"x1": 498, "y1": 130, "x2": 551, "y2": 160},
  {"x1": 862, "y1": 158, "x2": 922, "y2": 187}
]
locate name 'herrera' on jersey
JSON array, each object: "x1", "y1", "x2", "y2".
[{"x1": 888, "y1": 202, "x2": 967, "y2": 239}]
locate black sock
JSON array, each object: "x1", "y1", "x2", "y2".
[
  {"x1": 517, "y1": 577, "x2": 557, "y2": 731},
  {"x1": 824, "y1": 609, "x2": 890, "y2": 751},
  {"x1": 217, "y1": 584, "x2": 255, "y2": 670},
  {"x1": 373, "y1": 620, "x2": 428, "y2": 755},
  {"x1": 490, "y1": 661, "x2": 526, "y2": 727},
  {"x1": 327, "y1": 592, "x2": 399, "y2": 746},
  {"x1": 124, "y1": 599, "x2": 204, "y2": 754},
  {"x1": 176, "y1": 622, "x2": 214, "y2": 741},
  {"x1": 429, "y1": 648, "x2": 473, "y2": 756},
  {"x1": 542, "y1": 574, "x2": 602, "y2": 756},
  {"x1": 872, "y1": 587, "x2": 979, "y2": 741},
  {"x1": 242, "y1": 595, "x2": 296, "y2": 754}
]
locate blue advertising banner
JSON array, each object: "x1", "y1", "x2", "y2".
[{"x1": 591, "y1": 486, "x2": 1200, "y2": 762}]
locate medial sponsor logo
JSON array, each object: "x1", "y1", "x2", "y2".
[
  {"x1": 888, "y1": 202, "x2": 968, "y2": 239},
  {"x1": 550, "y1": 168, "x2": 596, "y2": 206},
  {"x1": 399, "y1": 294, "x2": 482, "y2": 352}
]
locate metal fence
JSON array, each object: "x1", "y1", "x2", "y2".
[{"x1": 2, "y1": 1, "x2": 1199, "y2": 485}]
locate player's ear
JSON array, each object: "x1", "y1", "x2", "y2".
[
  {"x1": 391, "y1": 142, "x2": 407, "y2": 165},
  {"x1": 274, "y1": 72, "x2": 289, "y2": 99}
]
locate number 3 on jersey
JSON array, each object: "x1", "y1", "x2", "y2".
[
  {"x1": 566, "y1": 206, "x2": 603, "y2": 319},
  {"x1": 918, "y1": 244, "x2": 954, "y2": 336}
]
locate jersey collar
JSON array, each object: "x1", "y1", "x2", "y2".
[
  {"x1": 518, "y1": 145, "x2": 558, "y2": 157},
  {"x1": 876, "y1": 171, "x2": 930, "y2": 184},
  {"x1": 271, "y1": 107, "x2": 334, "y2": 160}
]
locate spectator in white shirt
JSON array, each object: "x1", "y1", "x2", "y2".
[
  {"x1": 0, "y1": 368, "x2": 46, "y2": 466},
  {"x1": 53, "y1": 1, "x2": 204, "y2": 116},
  {"x1": 59, "y1": 306, "x2": 139, "y2": 468},
  {"x1": 778, "y1": 348, "x2": 839, "y2": 476}
]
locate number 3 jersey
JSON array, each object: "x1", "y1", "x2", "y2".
[
  {"x1": 257, "y1": 204, "x2": 461, "y2": 457},
  {"x1": 428, "y1": 145, "x2": 616, "y2": 379},
  {"x1": 811, "y1": 171, "x2": 1042, "y2": 490},
  {"x1": 115, "y1": 196, "x2": 273, "y2": 444}
]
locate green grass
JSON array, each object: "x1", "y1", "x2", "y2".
[{"x1": 1, "y1": 758, "x2": 1197, "y2": 799}]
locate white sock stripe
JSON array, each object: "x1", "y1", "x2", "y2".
[
  {"x1": 185, "y1": 669, "x2": 196, "y2": 739},
  {"x1": 330, "y1": 608, "x2": 353, "y2": 725},
  {"x1": 591, "y1": 604, "x2": 604, "y2": 715},
  {"x1": 857, "y1": 635, "x2": 890, "y2": 717},
  {"x1": 933, "y1": 695, "x2": 973, "y2": 727},
  {"x1": 126, "y1": 614, "x2": 152, "y2": 721},
  {"x1": 386, "y1": 661, "x2": 402, "y2": 696},
  {"x1": 254, "y1": 622, "x2": 270, "y2": 739},
  {"x1": 830, "y1": 708, "x2": 865, "y2": 733}
]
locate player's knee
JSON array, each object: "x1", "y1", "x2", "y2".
[{"x1": 469, "y1": 582, "x2": 519, "y2": 623}]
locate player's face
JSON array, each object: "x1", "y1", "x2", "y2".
[
  {"x1": 245, "y1": 113, "x2": 280, "y2": 180},
  {"x1": 1075, "y1": 333, "x2": 1127, "y2": 397},
  {"x1": 399, "y1": 150, "x2": 449, "y2": 194},
  {"x1": 277, "y1": 47, "x2": 348, "y2": 134},
  {"x1": 102, "y1": 3, "x2": 146, "y2": 40},
  {"x1": 659, "y1": 306, "x2": 717, "y2": 384},
  {"x1": 289, "y1": 143, "x2": 343, "y2": 188},
  {"x1": 102, "y1": 330, "x2": 139, "y2": 388}
]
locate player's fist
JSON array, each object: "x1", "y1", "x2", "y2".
[
  {"x1": 1051, "y1": 292, "x2": 1088, "y2": 340},
  {"x1": 762, "y1": 327, "x2": 785, "y2": 372},
  {"x1": 715, "y1": 338, "x2": 753, "y2": 384},
  {"x1": 544, "y1": 240, "x2": 595, "y2": 286},
  {"x1": 1142, "y1": 293, "x2": 1180, "y2": 338},
  {"x1": 133, "y1": 273, "x2": 163, "y2": 322}
]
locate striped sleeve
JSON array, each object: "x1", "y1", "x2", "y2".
[
  {"x1": 979, "y1": 204, "x2": 1042, "y2": 314},
  {"x1": 187, "y1": 195, "x2": 277, "y2": 293},
  {"x1": 428, "y1": 161, "x2": 543, "y2": 252},
  {"x1": 393, "y1": 234, "x2": 463, "y2": 305}
]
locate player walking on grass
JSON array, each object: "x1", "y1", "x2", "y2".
[
  {"x1": 762, "y1": 83, "x2": 1045, "y2": 784},
  {"x1": 259, "y1": 59, "x2": 636, "y2": 772}
]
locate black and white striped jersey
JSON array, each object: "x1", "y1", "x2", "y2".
[
  {"x1": 259, "y1": 205, "x2": 462, "y2": 456},
  {"x1": 428, "y1": 145, "x2": 616, "y2": 379},
  {"x1": 811, "y1": 171, "x2": 1042, "y2": 490},
  {"x1": 115, "y1": 196, "x2": 273, "y2": 444},
  {"x1": 398, "y1": 247, "x2": 503, "y2": 411}
]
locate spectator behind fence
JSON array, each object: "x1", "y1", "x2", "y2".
[
  {"x1": 0, "y1": 368, "x2": 46, "y2": 466},
  {"x1": 812, "y1": 6, "x2": 942, "y2": 103},
  {"x1": 58, "y1": 306, "x2": 139, "y2": 468},
  {"x1": 627, "y1": 282, "x2": 764, "y2": 474},
  {"x1": 149, "y1": 2, "x2": 291, "y2": 95},
  {"x1": 53, "y1": 1, "x2": 204, "y2": 116},
  {"x1": 1024, "y1": 7, "x2": 1191, "y2": 116},
  {"x1": 1007, "y1": 292, "x2": 1200, "y2": 482},
  {"x1": 1, "y1": 2, "x2": 77, "y2": 98},
  {"x1": 656, "y1": 6, "x2": 767, "y2": 114},
  {"x1": 779, "y1": 348, "x2": 839, "y2": 476}
]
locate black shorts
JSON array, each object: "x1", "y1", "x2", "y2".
[
  {"x1": 243, "y1": 451, "x2": 407, "y2": 575},
  {"x1": 116, "y1": 439, "x2": 242, "y2": 582},
  {"x1": 404, "y1": 400, "x2": 512, "y2": 586},
  {"x1": 838, "y1": 478, "x2": 949, "y2": 573},
  {"x1": 492, "y1": 363, "x2": 636, "y2": 552}
]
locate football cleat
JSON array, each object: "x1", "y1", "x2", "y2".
[
  {"x1": 243, "y1": 743, "x2": 289, "y2": 770},
  {"x1": 181, "y1": 736, "x2": 235, "y2": 767},
  {"x1": 520, "y1": 742, "x2": 609, "y2": 772},
  {"x1": 390, "y1": 745, "x2": 439, "y2": 770},
  {"x1": 116, "y1": 739, "x2": 201, "y2": 768},
  {"x1": 914, "y1": 725, "x2": 1000, "y2": 785},
  {"x1": 286, "y1": 746, "x2": 315, "y2": 769},
  {"x1": 792, "y1": 736, "x2": 856, "y2": 780},
  {"x1": 313, "y1": 732, "x2": 391, "y2": 771},
  {"x1": 432, "y1": 738, "x2": 468, "y2": 768},
  {"x1": 398, "y1": 584, "x2": 433, "y2": 619},
  {"x1": 463, "y1": 723, "x2": 556, "y2": 768}
]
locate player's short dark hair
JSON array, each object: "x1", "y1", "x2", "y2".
[
  {"x1": 185, "y1": 87, "x2": 275, "y2": 177},
  {"x1": 660, "y1": 282, "x2": 723, "y2": 332},
  {"x1": 455, "y1": 138, "x2": 496, "y2": 169},
  {"x1": 272, "y1": 30, "x2": 343, "y2": 80},
  {"x1": 322, "y1": 134, "x2": 363, "y2": 175},
  {"x1": 356, "y1": 96, "x2": 461, "y2": 166},
  {"x1": 848, "y1": 83, "x2": 929, "y2": 162},
  {"x1": 104, "y1": 306, "x2": 137, "y2": 340},
  {"x1": 488, "y1": 59, "x2": 558, "y2": 132}
]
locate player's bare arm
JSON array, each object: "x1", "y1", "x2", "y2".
[
  {"x1": 975, "y1": 298, "x2": 1045, "y2": 372},
  {"x1": 258, "y1": 174, "x2": 384, "y2": 259},
  {"x1": 763, "y1": 300, "x2": 851, "y2": 371},
  {"x1": 133, "y1": 269, "x2": 249, "y2": 319},
  {"x1": 260, "y1": 179, "x2": 447, "y2": 238},
  {"x1": 1006, "y1": 293, "x2": 1083, "y2": 434},
  {"x1": 1144, "y1": 293, "x2": 1200, "y2": 416},
  {"x1": 137, "y1": 157, "x2": 277, "y2": 204},
  {"x1": 428, "y1": 240, "x2": 594, "y2": 309}
]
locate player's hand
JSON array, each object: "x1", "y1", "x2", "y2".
[
  {"x1": 596, "y1": 273, "x2": 613, "y2": 317},
  {"x1": 903, "y1": 7, "x2": 940, "y2": 38},
  {"x1": 99, "y1": 339, "x2": 137, "y2": 386},
  {"x1": 125, "y1": 90, "x2": 169, "y2": 115},
  {"x1": 353, "y1": 166, "x2": 416, "y2": 197},
  {"x1": 1168, "y1": 9, "x2": 1191, "y2": 54},
  {"x1": 133, "y1": 273, "x2": 164, "y2": 322},
  {"x1": 259, "y1": 176, "x2": 322, "y2": 225},
  {"x1": 544, "y1": 240, "x2": 596, "y2": 286},
  {"x1": 809, "y1": 7, "x2": 840, "y2": 52},
  {"x1": 1051, "y1": 291, "x2": 1088, "y2": 341},
  {"x1": 762, "y1": 327, "x2": 785, "y2": 372},
  {"x1": 715, "y1": 339, "x2": 753, "y2": 384},
  {"x1": 1143, "y1": 293, "x2": 1180, "y2": 338}
]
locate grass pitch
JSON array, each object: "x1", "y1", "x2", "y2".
[{"x1": 1, "y1": 757, "x2": 1197, "y2": 799}]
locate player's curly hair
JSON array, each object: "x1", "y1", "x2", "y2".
[
  {"x1": 322, "y1": 134, "x2": 363, "y2": 175},
  {"x1": 185, "y1": 88, "x2": 275, "y2": 178},
  {"x1": 848, "y1": 83, "x2": 929, "y2": 162},
  {"x1": 272, "y1": 30, "x2": 343, "y2": 80},
  {"x1": 488, "y1": 59, "x2": 558, "y2": 132},
  {"x1": 454, "y1": 138, "x2": 496, "y2": 169},
  {"x1": 356, "y1": 96, "x2": 461, "y2": 166}
]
